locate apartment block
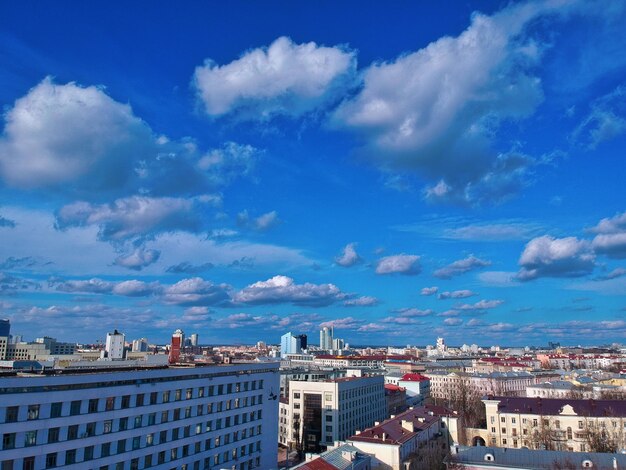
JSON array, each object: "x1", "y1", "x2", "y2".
[
  {"x1": 281, "y1": 376, "x2": 386, "y2": 453},
  {"x1": 0, "y1": 362, "x2": 279, "y2": 470}
]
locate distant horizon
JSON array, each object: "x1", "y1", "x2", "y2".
[{"x1": 0, "y1": 1, "x2": 625, "y2": 346}]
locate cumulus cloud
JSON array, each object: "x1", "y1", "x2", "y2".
[
  {"x1": 52, "y1": 277, "x2": 160, "y2": 297},
  {"x1": 343, "y1": 296, "x2": 379, "y2": 307},
  {"x1": 182, "y1": 306, "x2": 212, "y2": 322},
  {"x1": 332, "y1": 2, "x2": 577, "y2": 204},
  {"x1": 113, "y1": 248, "x2": 160, "y2": 271},
  {"x1": 517, "y1": 235, "x2": 596, "y2": 280},
  {"x1": 444, "y1": 318, "x2": 463, "y2": 326},
  {"x1": 193, "y1": 36, "x2": 356, "y2": 119},
  {"x1": 438, "y1": 289, "x2": 477, "y2": 300},
  {"x1": 0, "y1": 78, "x2": 262, "y2": 208},
  {"x1": 0, "y1": 77, "x2": 154, "y2": 192},
  {"x1": 375, "y1": 254, "x2": 421, "y2": 275},
  {"x1": 163, "y1": 277, "x2": 231, "y2": 306},
  {"x1": 55, "y1": 196, "x2": 209, "y2": 241},
  {"x1": 234, "y1": 275, "x2": 346, "y2": 307},
  {"x1": 166, "y1": 261, "x2": 214, "y2": 274},
  {"x1": 434, "y1": 255, "x2": 491, "y2": 279},
  {"x1": 420, "y1": 286, "x2": 438, "y2": 296},
  {"x1": 335, "y1": 243, "x2": 361, "y2": 267},
  {"x1": 590, "y1": 211, "x2": 626, "y2": 259}
]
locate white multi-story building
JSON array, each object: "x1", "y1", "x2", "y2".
[
  {"x1": 0, "y1": 362, "x2": 280, "y2": 470},
  {"x1": 105, "y1": 330, "x2": 125, "y2": 360},
  {"x1": 281, "y1": 376, "x2": 386, "y2": 453},
  {"x1": 319, "y1": 327, "x2": 333, "y2": 351},
  {"x1": 280, "y1": 333, "x2": 302, "y2": 357}
]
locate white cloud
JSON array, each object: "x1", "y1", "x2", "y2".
[
  {"x1": 572, "y1": 85, "x2": 626, "y2": 148},
  {"x1": 590, "y1": 211, "x2": 626, "y2": 259},
  {"x1": 52, "y1": 278, "x2": 160, "y2": 297},
  {"x1": 335, "y1": 243, "x2": 361, "y2": 267},
  {"x1": 0, "y1": 77, "x2": 154, "y2": 191},
  {"x1": 434, "y1": 255, "x2": 491, "y2": 279},
  {"x1": 163, "y1": 277, "x2": 231, "y2": 306},
  {"x1": 444, "y1": 318, "x2": 463, "y2": 326},
  {"x1": 443, "y1": 222, "x2": 542, "y2": 241},
  {"x1": 320, "y1": 317, "x2": 362, "y2": 330},
  {"x1": 237, "y1": 210, "x2": 281, "y2": 232},
  {"x1": 343, "y1": 296, "x2": 378, "y2": 307},
  {"x1": 375, "y1": 254, "x2": 421, "y2": 275},
  {"x1": 332, "y1": 2, "x2": 575, "y2": 204},
  {"x1": 112, "y1": 280, "x2": 160, "y2": 297},
  {"x1": 234, "y1": 275, "x2": 346, "y2": 307},
  {"x1": 55, "y1": 196, "x2": 209, "y2": 241},
  {"x1": 457, "y1": 299, "x2": 504, "y2": 310},
  {"x1": 393, "y1": 308, "x2": 434, "y2": 317},
  {"x1": 193, "y1": 36, "x2": 356, "y2": 119},
  {"x1": 438, "y1": 290, "x2": 477, "y2": 300},
  {"x1": 113, "y1": 248, "x2": 160, "y2": 271},
  {"x1": 517, "y1": 235, "x2": 596, "y2": 280},
  {"x1": 420, "y1": 286, "x2": 439, "y2": 296},
  {"x1": 478, "y1": 271, "x2": 519, "y2": 286},
  {"x1": 595, "y1": 267, "x2": 626, "y2": 281}
]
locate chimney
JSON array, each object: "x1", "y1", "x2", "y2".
[
  {"x1": 401, "y1": 420, "x2": 415, "y2": 432},
  {"x1": 382, "y1": 432, "x2": 387, "y2": 441}
]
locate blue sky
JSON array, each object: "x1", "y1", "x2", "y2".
[{"x1": 0, "y1": 0, "x2": 625, "y2": 346}]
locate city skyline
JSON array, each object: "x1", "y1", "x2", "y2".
[{"x1": 0, "y1": 1, "x2": 625, "y2": 345}]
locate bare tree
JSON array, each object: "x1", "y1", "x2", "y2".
[{"x1": 434, "y1": 376, "x2": 485, "y2": 445}]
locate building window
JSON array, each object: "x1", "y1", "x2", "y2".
[
  {"x1": 158, "y1": 452, "x2": 165, "y2": 464},
  {"x1": 104, "y1": 420, "x2": 113, "y2": 434},
  {"x1": 159, "y1": 430, "x2": 167, "y2": 444},
  {"x1": 27, "y1": 405, "x2": 39, "y2": 420},
  {"x1": 175, "y1": 389, "x2": 182, "y2": 401},
  {"x1": 24, "y1": 431, "x2": 37, "y2": 447},
  {"x1": 134, "y1": 416, "x2": 142, "y2": 428},
  {"x1": 106, "y1": 397, "x2": 115, "y2": 411},
  {"x1": 101, "y1": 443, "x2": 111, "y2": 457},
  {"x1": 2, "y1": 433, "x2": 15, "y2": 450},
  {"x1": 186, "y1": 388, "x2": 193, "y2": 399},
  {"x1": 65, "y1": 450, "x2": 76, "y2": 465},
  {"x1": 130, "y1": 459, "x2": 139, "y2": 470},
  {"x1": 121, "y1": 395, "x2": 130, "y2": 409},
  {"x1": 88, "y1": 399, "x2": 99, "y2": 413},
  {"x1": 136, "y1": 394, "x2": 144, "y2": 407},
  {"x1": 50, "y1": 402, "x2": 62, "y2": 418},
  {"x1": 185, "y1": 407, "x2": 192, "y2": 419},
  {"x1": 45, "y1": 453, "x2": 57, "y2": 468},
  {"x1": 144, "y1": 455, "x2": 152, "y2": 468},
  {"x1": 67, "y1": 425, "x2": 78, "y2": 440},
  {"x1": 146, "y1": 433, "x2": 154, "y2": 446},
  {"x1": 5, "y1": 406, "x2": 18, "y2": 423},
  {"x1": 117, "y1": 439, "x2": 126, "y2": 454},
  {"x1": 150, "y1": 392, "x2": 158, "y2": 405},
  {"x1": 148, "y1": 413, "x2": 156, "y2": 425},
  {"x1": 22, "y1": 457, "x2": 35, "y2": 470},
  {"x1": 162, "y1": 391, "x2": 170, "y2": 403},
  {"x1": 173, "y1": 408, "x2": 181, "y2": 421},
  {"x1": 47, "y1": 428, "x2": 59, "y2": 444},
  {"x1": 84, "y1": 446, "x2": 94, "y2": 461},
  {"x1": 86, "y1": 422, "x2": 96, "y2": 437},
  {"x1": 161, "y1": 411, "x2": 169, "y2": 423},
  {"x1": 132, "y1": 436, "x2": 140, "y2": 450},
  {"x1": 119, "y1": 417, "x2": 128, "y2": 431},
  {"x1": 70, "y1": 400, "x2": 81, "y2": 416}
]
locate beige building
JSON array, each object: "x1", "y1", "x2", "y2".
[{"x1": 469, "y1": 396, "x2": 626, "y2": 453}]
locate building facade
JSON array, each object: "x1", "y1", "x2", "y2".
[
  {"x1": 0, "y1": 362, "x2": 280, "y2": 470},
  {"x1": 282, "y1": 376, "x2": 387, "y2": 453}
]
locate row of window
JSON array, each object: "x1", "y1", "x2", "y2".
[
  {"x1": 2, "y1": 411, "x2": 264, "y2": 450},
  {"x1": 3, "y1": 383, "x2": 264, "y2": 423},
  {"x1": 2, "y1": 441, "x2": 263, "y2": 470}
]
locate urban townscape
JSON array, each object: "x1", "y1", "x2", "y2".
[{"x1": 1, "y1": 0, "x2": 626, "y2": 469}]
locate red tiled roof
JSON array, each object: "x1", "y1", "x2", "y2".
[
  {"x1": 297, "y1": 459, "x2": 339, "y2": 470},
  {"x1": 400, "y1": 373, "x2": 429, "y2": 382},
  {"x1": 349, "y1": 405, "x2": 450, "y2": 445}
]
